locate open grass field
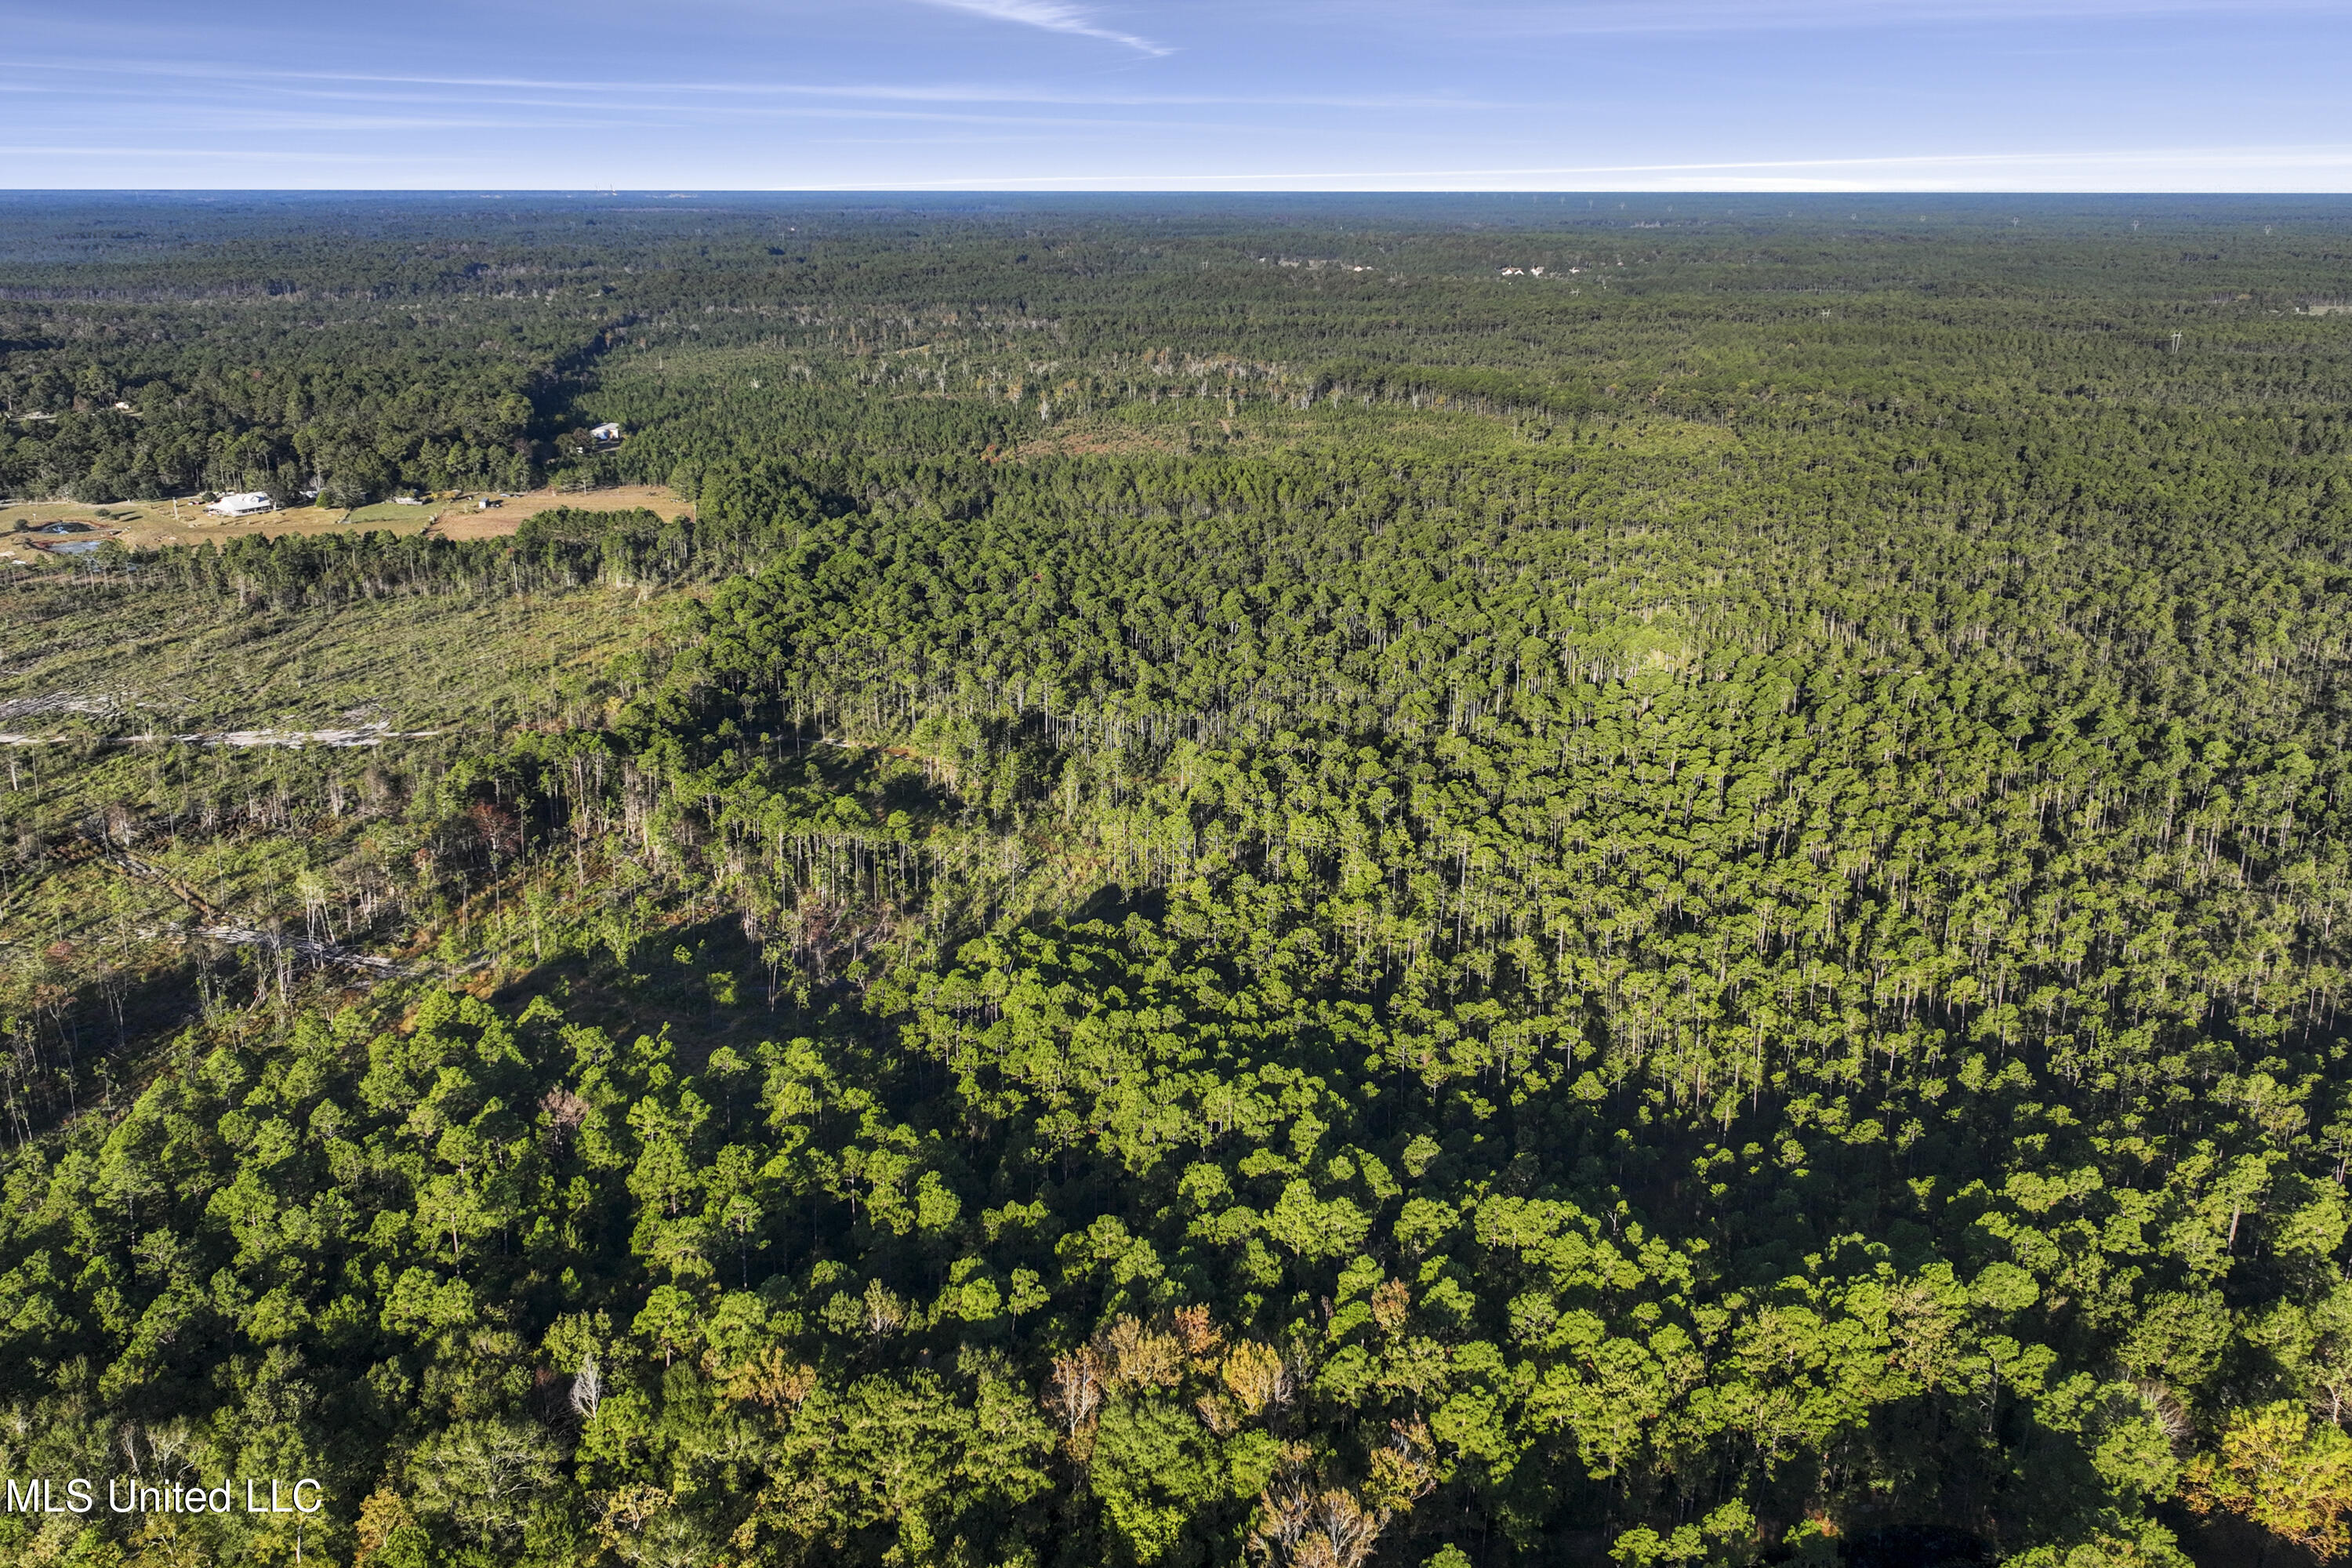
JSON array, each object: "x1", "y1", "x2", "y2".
[
  {"x1": 0, "y1": 484, "x2": 688, "y2": 562},
  {"x1": 338, "y1": 499, "x2": 445, "y2": 526},
  {"x1": 427, "y1": 482, "x2": 687, "y2": 539},
  {"x1": 4, "y1": 497, "x2": 422, "y2": 559},
  {"x1": 2, "y1": 499, "x2": 149, "y2": 563}
]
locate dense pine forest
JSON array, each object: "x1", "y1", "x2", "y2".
[{"x1": 8, "y1": 192, "x2": 2352, "y2": 1568}]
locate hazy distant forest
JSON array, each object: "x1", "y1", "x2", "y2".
[{"x1": 9, "y1": 191, "x2": 2352, "y2": 1568}]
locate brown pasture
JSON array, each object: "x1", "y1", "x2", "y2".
[{"x1": 0, "y1": 485, "x2": 689, "y2": 561}]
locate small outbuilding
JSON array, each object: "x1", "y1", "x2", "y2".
[
  {"x1": 206, "y1": 492, "x2": 274, "y2": 517},
  {"x1": 590, "y1": 422, "x2": 623, "y2": 444}
]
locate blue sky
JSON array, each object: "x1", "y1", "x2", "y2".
[{"x1": 5, "y1": 0, "x2": 2350, "y2": 190}]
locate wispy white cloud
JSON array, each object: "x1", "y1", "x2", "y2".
[
  {"x1": 910, "y1": 0, "x2": 1170, "y2": 55},
  {"x1": 11, "y1": 54, "x2": 1479, "y2": 110},
  {"x1": 0, "y1": 143, "x2": 426, "y2": 163},
  {"x1": 1315, "y1": 0, "x2": 2342, "y2": 37},
  {"x1": 3, "y1": 0, "x2": 2345, "y2": 188},
  {"x1": 862, "y1": 142, "x2": 2352, "y2": 191}
]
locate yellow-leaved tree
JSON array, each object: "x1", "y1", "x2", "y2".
[{"x1": 2187, "y1": 1403, "x2": 2352, "y2": 1555}]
